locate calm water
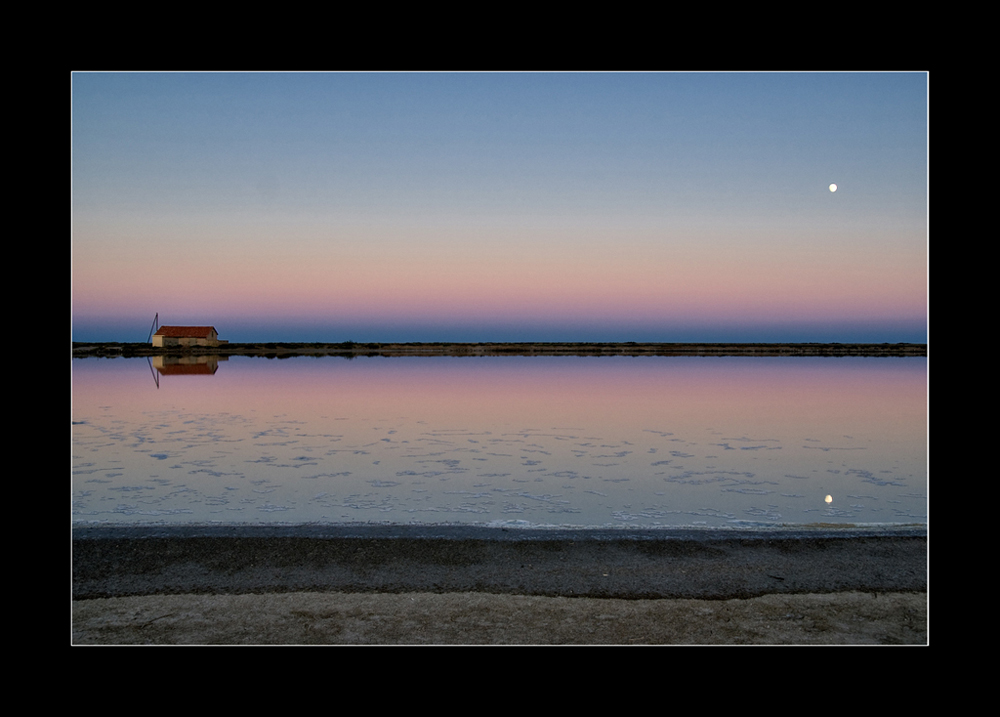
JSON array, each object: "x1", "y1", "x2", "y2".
[{"x1": 71, "y1": 355, "x2": 927, "y2": 529}]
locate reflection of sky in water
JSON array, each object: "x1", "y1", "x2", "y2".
[{"x1": 72, "y1": 356, "x2": 927, "y2": 528}]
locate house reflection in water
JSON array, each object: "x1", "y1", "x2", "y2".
[{"x1": 151, "y1": 355, "x2": 226, "y2": 376}]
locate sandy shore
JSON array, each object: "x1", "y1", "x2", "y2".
[
  {"x1": 72, "y1": 525, "x2": 927, "y2": 645},
  {"x1": 73, "y1": 591, "x2": 926, "y2": 645}
]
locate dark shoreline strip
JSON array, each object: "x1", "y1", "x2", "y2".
[
  {"x1": 72, "y1": 341, "x2": 928, "y2": 359},
  {"x1": 73, "y1": 526, "x2": 927, "y2": 602}
]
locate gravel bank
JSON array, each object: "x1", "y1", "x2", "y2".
[{"x1": 72, "y1": 525, "x2": 927, "y2": 645}]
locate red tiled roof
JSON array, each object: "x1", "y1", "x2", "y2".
[{"x1": 153, "y1": 326, "x2": 217, "y2": 338}]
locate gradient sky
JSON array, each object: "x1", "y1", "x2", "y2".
[{"x1": 71, "y1": 72, "x2": 927, "y2": 343}]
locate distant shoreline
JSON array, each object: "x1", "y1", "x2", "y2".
[{"x1": 72, "y1": 341, "x2": 927, "y2": 359}]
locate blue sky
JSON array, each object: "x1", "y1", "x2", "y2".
[{"x1": 72, "y1": 72, "x2": 927, "y2": 343}]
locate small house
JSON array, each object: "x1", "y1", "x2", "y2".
[{"x1": 151, "y1": 326, "x2": 226, "y2": 348}]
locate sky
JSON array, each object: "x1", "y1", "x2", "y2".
[{"x1": 71, "y1": 72, "x2": 928, "y2": 344}]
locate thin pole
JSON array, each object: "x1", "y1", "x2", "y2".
[
  {"x1": 146, "y1": 313, "x2": 159, "y2": 343},
  {"x1": 147, "y1": 356, "x2": 159, "y2": 389}
]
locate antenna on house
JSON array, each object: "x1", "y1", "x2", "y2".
[{"x1": 146, "y1": 313, "x2": 159, "y2": 343}]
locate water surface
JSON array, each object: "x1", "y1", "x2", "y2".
[{"x1": 71, "y1": 356, "x2": 926, "y2": 529}]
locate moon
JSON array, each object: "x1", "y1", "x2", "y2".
[{"x1": 829, "y1": 183, "x2": 838, "y2": 192}]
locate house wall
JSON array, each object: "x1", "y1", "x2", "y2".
[{"x1": 152, "y1": 331, "x2": 220, "y2": 348}]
